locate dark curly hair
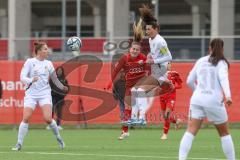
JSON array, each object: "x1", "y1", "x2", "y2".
[{"x1": 139, "y1": 4, "x2": 159, "y2": 30}]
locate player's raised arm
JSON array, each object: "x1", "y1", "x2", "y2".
[{"x1": 49, "y1": 62, "x2": 68, "y2": 92}]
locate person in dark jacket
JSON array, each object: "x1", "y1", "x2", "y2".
[
  {"x1": 47, "y1": 67, "x2": 68, "y2": 130},
  {"x1": 112, "y1": 70, "x2": 126, "y2": 121}
]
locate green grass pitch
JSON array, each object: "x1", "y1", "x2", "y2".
[{"x1": 0, "y1": 128, "x2": 239, "y2": 160}]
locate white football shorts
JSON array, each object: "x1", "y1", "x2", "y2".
[
  {"x1": 189, "y1": 104, "x2": 228, "y2": 124},
  {"x1": 151, "y1": 64, "x2": 167, "y2": 85},
  {"x1": 24, "y1": 95, "x2": 52, "y2": 110}
]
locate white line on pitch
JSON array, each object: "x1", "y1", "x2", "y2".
[
  {"x1": 0, "y1": 145, "x2": 239, "y2": 149},
  {"x1": 0, "y1": 151, "x2": 225, "y2": 160}
]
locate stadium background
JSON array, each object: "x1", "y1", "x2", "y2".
[{"x1": 0, "y1": 0, "x2": 239, "y2": 126}]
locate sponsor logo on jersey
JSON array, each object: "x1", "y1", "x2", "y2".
[
  {"x1": 45, "y1": 66, "x2": 48, "y2": 74},
  {"x1": 129, "y1": 67, "x2": 144, "y2": 73}
]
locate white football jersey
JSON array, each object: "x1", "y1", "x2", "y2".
[
  {"x1": 20, "y1": 58, "x2": 64, "y2": 97},
  {"x1": 187, "y1": 55, "x2": 231, "y2": 107},
  {"x1": 149, "y1": 34, "x2": 172, "y2": 78}
]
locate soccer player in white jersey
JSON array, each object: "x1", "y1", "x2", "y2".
[
  {"x1": 12, "y1": 41, "x2": 68, "y2": 151},
  {"x1": 179, "y1": 38, "x2": 235, "y2": 160},
  {"x1": 127, "y1": 5, "x2": 172, "y2": 125}
]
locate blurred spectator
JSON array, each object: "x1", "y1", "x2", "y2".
[
  {"x1": 112, "y1": 70, "x2": 126, "y2": 121},
  {"x1": 47, "y1": 67, "x2": 68, "y2": 130}
]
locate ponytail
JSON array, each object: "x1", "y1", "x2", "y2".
[
  {"x1": 139, "y1": 4, "x2": 159, "y2": 30},
  {"x1": 209, "y1": 38, "x2": 230, "y2": 68},
  {"x1": 132, "y1": 18, "x2": 144, "y2": 45}
]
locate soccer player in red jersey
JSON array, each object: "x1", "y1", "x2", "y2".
[
  {"x1": 106, "y1": 19, "x2": 149, "y2": 140},
  {"x1": 159, "y1": 62, "x2": 183, "y2": 140}
]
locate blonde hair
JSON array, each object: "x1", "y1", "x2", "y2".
[{"x1": 132, "y1": 18, "x2": 144, "y2": 45}]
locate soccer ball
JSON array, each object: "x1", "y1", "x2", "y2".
[{"x1": 67, "y1": 36, "x2": 82, "y2": 51}]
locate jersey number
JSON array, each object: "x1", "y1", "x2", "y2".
[{"x1": 199, "y1": 68, "x2": 215, "y2": 92}]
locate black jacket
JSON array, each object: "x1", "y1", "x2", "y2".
[{"x1": 50, "y1": 77, "x2": 68, "y2": 99}]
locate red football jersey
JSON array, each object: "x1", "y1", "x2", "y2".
[
  {"x1": 160, "y1": 71, "x2": 182, "y2": 100},
  {"x1": 111, "y1": 53, "x2": 149, "y2": 88}
]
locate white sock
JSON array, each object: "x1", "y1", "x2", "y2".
[
  {"x1": 131, "y1": 87, "x2": 138, "y2": 120},
  {"x1": 221, "y1": 135, "x2": 235, "y2": 160},
  {"x1": 49, "y1": 119, "x2": 61, "y2": 138},
  {"x1": 17, "y1": 121, "x2": 29, "y2": 145},
  {"x1": 137, "y1": 88, "x2": 148, "y2": 120},
  {"x1": 131, "y1": 105, "x2": 138, "y2": 120},
  {"x1": 179, "y1": 132, "x2": 194, "y2": 160}
]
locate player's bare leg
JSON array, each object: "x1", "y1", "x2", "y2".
[{"x1": 41, "y1": 104, "x2": 65, "y2": 149}]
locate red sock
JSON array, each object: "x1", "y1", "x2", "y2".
[
  {"x1": 122, "y1": 126, "x2": 128, "y2": 133},
  {"x1": 163, "y1": 119, "x2": 170, "y2": 134},
  {"x1": 121, "y1": 108, "x2": 131, "y2": 133}
]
